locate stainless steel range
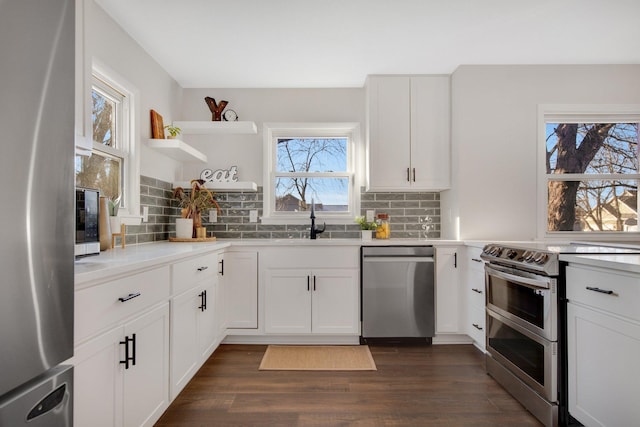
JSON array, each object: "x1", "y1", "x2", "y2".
[{"x1": 480, "y1": 242, "x2": 640, "y2": 427}]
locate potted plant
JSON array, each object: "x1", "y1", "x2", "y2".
[
  {"x1": 164, "y1": 125, "x2": 181, "y2": 139},
  {"x1": 173, "y1": 179, "x2": 221, "y2": 238},
  {"x1": 355, "y1": 215, "x2": 377, "y2": 241},
  {"x1": 108, "y1": 195, "x2": 121, "y2": 232}
]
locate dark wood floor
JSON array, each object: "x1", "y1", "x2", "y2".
[{"x1": 155, "y1": 344, "x2": 542, "y2": 426}]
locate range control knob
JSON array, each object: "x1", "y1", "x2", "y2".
[
  {"x1": 506, "y1": 249, "x2": 518, "y2": 259},
  {"x1": 522, "y1": 250, "x2": 534, "y2": 261},
  {"x1": 534, "y1": 253, "x2": 548, "y2": 264}
]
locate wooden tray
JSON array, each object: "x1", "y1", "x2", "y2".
[{"x1": 169, "y1": 236, "x2": 217, "y2": 242}]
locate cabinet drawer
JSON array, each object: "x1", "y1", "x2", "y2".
[
  {"x1": 466, "y1": 247, "x2": 485, "y2": 274},
  {"x1": 468, "y1": 284, "x2": 485, "y2": 308},
  {"x1": 566, "y1": 265, "x2": 640, "y2": 322},
  {"x1": 172, "y1": 253, "x2": 218, "y2": 295},
  {"x1": 75, "y1": 266, "x2": 170, "y2": 343},
  {"x1": 467, "y1": 305, "x2": 486, "y2": 347}
]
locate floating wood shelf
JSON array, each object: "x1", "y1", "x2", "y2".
[
  {"x1": 173, "y1": 181, "x2": 258, "y2": 192},
  {"x1": 148, "y1": 139, "x2": 207, "y2": 163},
  {"x1": 172, "y1": 121, "x2": 257, "y2": 135}
]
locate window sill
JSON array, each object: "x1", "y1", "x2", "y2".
[
  {"x1": 260, "y1": 215, "x2": 356, "y2": 226},
  {"x1": 118, "y1": 215, "x2": 142, "y2": 226}
]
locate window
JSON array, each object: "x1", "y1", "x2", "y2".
[
  {"x1": 263, "y1": 123, "x2": 360, "y2": 223},
  {"x1": 539, "y1": 106, "x2": 640, "y2": 236},
  {"x1": 75, "y1": 66, "x2": 138, "y2": 220}
]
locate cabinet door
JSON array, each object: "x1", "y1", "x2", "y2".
[
  {"x1": 170, "y1": 289, "x2": 200, "y2": 400},
  {"x1": 198, "y1": 279, "x2": 219, "y2": 361},
  {"x1": 73, "y1": 327, "x2": 123, "y2": 427},
  {"x1": 435, "y1": 247, "x2": 461, "y2": 334},
  {"x1": 567, "y1": 303, "x2": 640, "y2": 427},
  {"x1": 367, "y1": 76, "x2": 412, "y2": 190},
  {"x1": 410, "y1": 76, "x2": 451, "y2": 190},
  {"x1": 264, "y1": 269, "x2": 312, "y2": 334},
  {"x1": 222, "y1": 251, "x2": 258, "y2": 329},
  {"x1": 123, "y1": 303, "x2": 170, "y2": 427},
  {"x1": 311, "y1": 269, "x2": 359, "y2": 334}
]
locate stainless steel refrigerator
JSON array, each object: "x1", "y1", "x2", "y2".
[{"x1": 0, "y1": 0, "x2": 75, "y2": 425}]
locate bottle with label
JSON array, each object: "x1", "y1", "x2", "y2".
[{"x1": 376, "y1": 213, "x2": 390, "y2": 239}]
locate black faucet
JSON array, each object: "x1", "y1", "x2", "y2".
[{"x1": 309, "y1": 200, "x2": 325, "y2": 239}]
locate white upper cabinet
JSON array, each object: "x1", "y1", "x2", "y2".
[{"x1": 366, "y1": 75, "x2": 451, "y2": 191}]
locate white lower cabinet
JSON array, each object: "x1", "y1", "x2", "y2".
[
  {"x1": 74, "y1": 303, "x2": 170, "y2": 427},
  {"x1": 435, "y1": 246, "x2": 462, "y2": 334},
  {"x1": 566, "y1": 264, "x2": 640, "y2": 427},
  {"x1": 264, "y1": 268, "x2": 359, "y2": 334},
  {"x1": 170, "y1": 254, "x2": 221, "y2": 399},
  {"x1": 170, "y1": 279, "x2": 218, "y2": 400},
  {"x1": 219, "y1": 251, "x2": 258, "y2": 329}
]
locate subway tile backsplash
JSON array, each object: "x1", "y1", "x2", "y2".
[{"x1": 124, "y1": 177, "x2": 441, "y2": 244}]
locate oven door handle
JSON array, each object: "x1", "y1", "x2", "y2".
[{"x1": 485, "y1": 264, "x2": 552, "y2": 290}]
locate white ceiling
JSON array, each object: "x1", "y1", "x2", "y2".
[{"x1": 96, "y1": 0, "x2": 640, "y2": 88}]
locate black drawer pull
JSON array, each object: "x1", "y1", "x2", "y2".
[
  {"x1": 472, "y1": 323, "x2": 483, "y2": 331},
  {"x1": 471, "y1": 258, "x2": 483, "y2": 263},
  {"x1": 118, "y1": 292, "x2": 141, "y2": 303},
  {"x1": 197, "y1": 266, "x2": 208, "y2": 271},
  {"x1": 586, "y1": 286, "x2": 618, "y2": 296},
  {"x1": 471, "y1": 288, "x2": 483, "y2": 294}
]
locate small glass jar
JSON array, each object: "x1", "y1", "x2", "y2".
[{"x1": 375, "y1": 213, "x2": 390, "y2": 239}]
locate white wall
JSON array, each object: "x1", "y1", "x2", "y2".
[
  {"x1": 82, "y1": 0, "x2": 183, "y2": 184},
  {"x1": 179, "y1": 88, "x2": 365, "y2": 185},
  {"x1": 442, "y1": 65, "x2": 640, "y2": 241}
]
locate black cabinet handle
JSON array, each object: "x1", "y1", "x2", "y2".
[
  {"x1": 586, "y1": 286, "x2": 618, "y2": 296},
  {"x1": 119, "y1": 334, "x2": 135, "y2": 369},
  {"x1": 471, "y1": 288, "x2": 483, "y2": 294},
  {"x1": 197, "y1": 266, "x2": 208, "y2": 272},
  {"x1": 406, "y1": 168, "x2": 410, "y2": 182},
  {"x1": 454, "y1": 253, "x2": 457, "y2": 268},
  {"x1": 131, "y1": 333, "x2": 136, "y2": 367},
  {"x1": 307, "y1": 276, "x2": 310, "y2": 291},
  {"x1": 198, "y1": 290, "x2": 206, "y2": 311},
  {"x1": 218, "y1": 259, "x2": 224, "y2": 275},
  {"x1": 412, "y1": 168, "x2": 416, "y2": 182},
  {"x1": 472, "y1": 323, "x2": 483, "y2": 331},
  {"x1": 472, "y1": 258, "x2": 483, "y2": 263},
  {"x1": 118, "y1": 292, "x2": 140, "y2": 303},
  {"x1": 313, "y1": 276, "x2": 316, "y2": 291}
]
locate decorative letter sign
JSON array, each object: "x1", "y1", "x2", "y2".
[{"x1": 200, "y1": 166, "x2": 239, "y2": 183}]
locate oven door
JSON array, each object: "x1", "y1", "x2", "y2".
[
  {"x1": 485, "y1": 263, "x2": 557, "y2": 341},
  {"x1": 486, "y1": 310, "x2": 558, "y2": 402}
]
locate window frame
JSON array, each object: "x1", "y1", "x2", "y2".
[
  {"x1": 84, "y1": 61, "x2": 140, "y2": 223},
  {"x1": 262, "y1": 123, "x2": 361, "y2": 225},
  {"x1": 537, "y1": 104, "x2": 640, "y2": 240}
]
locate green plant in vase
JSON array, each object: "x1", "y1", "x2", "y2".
[{"x1": 164, "y1": 125, "x2": 181, "y2": 139}]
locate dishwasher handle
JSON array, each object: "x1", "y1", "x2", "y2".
[{"x1": 363, "y1": 256, "x2": 434, "y2": 263}]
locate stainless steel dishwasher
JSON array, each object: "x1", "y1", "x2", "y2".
[{"x1": 360, "y1": 246, "x2": 435, "y2": 344}]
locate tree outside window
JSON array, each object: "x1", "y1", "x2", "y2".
[
  {"x1": 546, "y1": 122, "x2": 639, "y2": 232},
  {"x1": 263, "y1": 123, "x2": 359, "y2": 223},
  {"x1": 275, "y1": 138, "x2": 349, "y2": 212},
  {"x1": 75, "y1": 75, "x2": 126, "y2": 204}
]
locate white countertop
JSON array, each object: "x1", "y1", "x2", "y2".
[
  {"x1": 75, "y1": 241, "x2": 230, "y2": 286},
  {"x1": 74, "y1": 238, "x2": 472, "y2": 286},
  {"x1": 560, "y1": 253, "x2": 640, "y2": 274}
]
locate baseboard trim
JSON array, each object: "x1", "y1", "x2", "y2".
[{"x1": 222, "y1": 335, "x2": 360, "y2": 345}]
